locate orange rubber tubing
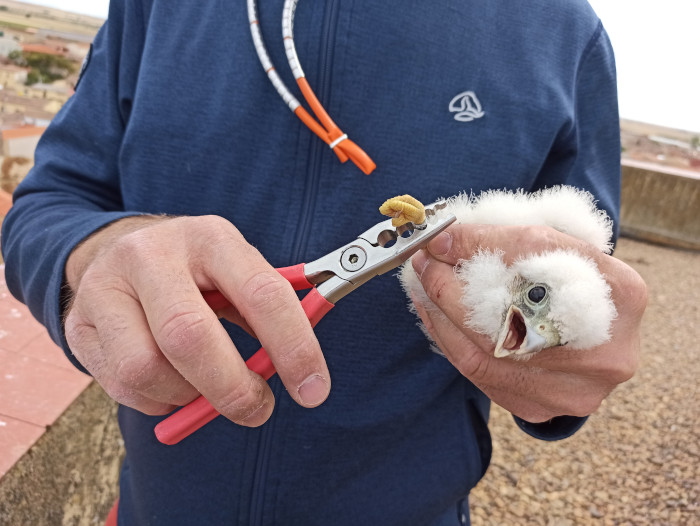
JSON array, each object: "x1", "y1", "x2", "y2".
[
  {"x1": 295, "y1": 78, "x2": 375, "y2": 175},
  {"x1": 294, "y1": 107, "x2": 349, "y2": 163},
  {"x1": 297, "y1": 78, "x2": 338, "y2": 137}
]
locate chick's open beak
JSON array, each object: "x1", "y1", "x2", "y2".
[{"x1": 494, "y1": 305, "x2": 547, "y2": 358}]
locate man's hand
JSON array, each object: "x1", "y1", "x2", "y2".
[
  {"x1": 64, "y1": 215, "x2": 331, "y2": 426},
  {"x1": 410, "y1": 224, "x2": 647, "y2": 423}
]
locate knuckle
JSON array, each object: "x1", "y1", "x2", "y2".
[
  {"x1": 608, "y1": 352, "x2": 639, "y2": 385},
  {"x1": 115, "y1": 352, "x2": 162, "y2": 391},
  {"x1": 269, "y1": 334, "x2": 318, "y2": 373},
  {"x1": 620, "y1": 267, "x2": 649, "y2": 318},
  {"x1": 565, "y1": 393, "x2": 603, "y2": 418},
  {"x1": 195, "y1": 215, "x2": 241, "y2": 247},
  {"x1": 115, "y1": 228, "x2": 156, "y2": 260},
  {"x1": 531, "y1": 224, "x2": 585, "y2": 253},
  {"x1": 585, "y1": 346, "x2": 640, "y2": 385},
  {"x1": 103, "y1": 231, "x2": 165, "y2": 284},
  {"x1": 116, "y1": 224, "x2": 185, "y2": 275},
  {"x1": 241, "y1": 271, "x2": 293, "y2": 316},
  {"x1": 471, "y1": 225, "x2": 490, "y2": 249},
  {"x1": 457, "y1": 351, "x2": 492, "y2": 383},
  {"x1": 100, "y1": 379, "x2": 138, "y2": 408},
  {"x1": 422, "y1": 270, "x2": 452, "y2": 305},
  {"x1": 101, "y1": 379, "x2": 172, "y2": 416},
  {"x1": 521, "y1": 224, "x2": 545, "y2": 239},
  {"x1": 64, "y1": 311, "x2": 90, "y2": 348},
  {"x1": 187, "y1": 216, "x2": 251, "y2": 271},
  {"x1": 136, "y1": 404, "x2": 175, "y2": 417},
  {"x1": 451, "y1": 224, "x2": 486, "y2": 256},
  {"x1": 516, "y1": 407, "x2": 555, "y2": 424},
  {"x1": 72, "y1": 256, "x2": 135, "y2": 308},
  {"x1": 77, "y1": 263, "x2": 120, "y2": 296},
  {"x1": 157, "y1": 304, "x2": 216, "y2": 360},
  {"x1": 522, "y1": 225, "x2": 558, "y2": 249},
  {"x1": 63, "y1": 313, "x2": 105, "y2": 374},
  {"x1": 216, "y1": 375, "x2": 266, "y2": 421},
  {"x1": 201, "y1": 214, "x2": 235, "y2": 234},
  {"x1": 456, "y1": 224, "x2": 496, "y2": 257}
]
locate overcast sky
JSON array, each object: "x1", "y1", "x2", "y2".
[
  {"x1": 588, "y1": 0, "x2": 700, "y2": 133},
  {"x1": 22, "y1": 0, "x2": 107, "y2": 19},
  {"x1": 18, "y1": 0, "x2": 700, "y2": 133}
]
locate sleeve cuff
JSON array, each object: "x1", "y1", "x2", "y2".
[{"x1": 513, "y1": 414, "x2": 588, "y2": 441}]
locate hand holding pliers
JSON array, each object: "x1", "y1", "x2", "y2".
[{"x1": 155, "y1": 204, "x2": 456, "y2": 444}]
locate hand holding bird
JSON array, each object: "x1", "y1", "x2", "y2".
[{"x1": 398, "y1": 186, "x2": 647, "y2": 423}]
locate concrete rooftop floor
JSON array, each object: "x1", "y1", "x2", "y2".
[{"x1": 0, "y1": 264, "x2": 92, "y2": 478}]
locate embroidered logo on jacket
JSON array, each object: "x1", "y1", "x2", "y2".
[{"x1": 449, "y1": 91, "x2": 485, "y2": 122}]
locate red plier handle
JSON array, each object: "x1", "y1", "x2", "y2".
[
  {"x1": 155, "y1": 208, "x2": 458, "y2": 445},
  {"x1": 154, "y1": 264, "x2": 334, "y2": 445}
]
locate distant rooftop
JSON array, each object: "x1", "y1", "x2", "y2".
[
  {"x1": 0, "y1": 64, "x2": 29, "y2": 73},
  {"x1": 21, "y1": 43, "x2": 66, "y2": 56},
  {"x1": 0, "y1": 92, "x2": 52, "y2": 111},
  {"x1": 27, "y1": 82, "x2": 72, "y2": 94},
  {"x1": 37, "y1": 28, "x2": 96, "y2": 45},
  {"x1": 1, "y1": 125, "x2": 46, "y2": 140}
]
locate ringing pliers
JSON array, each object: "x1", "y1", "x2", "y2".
[{"x1": 155, "y1": 204, "x2": 456, "y2": 445}]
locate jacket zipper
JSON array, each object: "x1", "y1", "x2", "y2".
[
  {"x1": 249, "y1": 1, "x2": 341, "y2": 524},
  {"x1": 290, "y1": 0, "x2": 341, "y2": 263}
]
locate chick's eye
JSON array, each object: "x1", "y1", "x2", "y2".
[{"x1": 528, "y1": 286, "x2": 547, "y2": 304}]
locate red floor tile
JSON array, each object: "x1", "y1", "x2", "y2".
[
  {"x1": 0, "y1": 190, "x2": 11, "y2": 216},
  {"x1": 0, "y1": 280, "x2": 46, "y2": 353},
  {"x1": 20, "y1": 330, "x2": 77, "y2": 371},
  {"x1": 0, "y1": 265, "x2": 77, "y2": 370},
  {"x1": 0, "y1": 349, "x2": 92, "y2": 427},
  {"x1": 0, "y1": 413, "x2": 45, "y2": 478},
  {"x1": 0, "y1": 264, "x2": 94, "y2": 481}
]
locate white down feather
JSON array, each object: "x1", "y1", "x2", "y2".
[
  {"x1": 441, "y1": 186, "x2": 614, "y2": 254},
  {"x1": 510, "y1": 250, "x2": 616, "y2": 349},
  {"x1": 456, "y1": 250, "x2": 616, "y2": 349},
  {"x1": 399, "y1": 185, "x2": 617, "y2": 354}
]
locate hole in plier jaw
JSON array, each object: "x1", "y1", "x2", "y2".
[{"x1": 376, "y1": 222, "x2": 420, "y2": 248}]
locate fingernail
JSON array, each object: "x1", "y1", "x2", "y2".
[
  {"x1": 412, "y1": 249, "x2": 430, "y2": 279},
  {"x1": 298, "y1": 374, "x2": 329, "y2": 407},
  {"x1": 428, "y1": 231, "x2": 452, "y2": 256}
]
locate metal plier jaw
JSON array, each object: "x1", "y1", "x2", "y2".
[{"x1": 305, "y1": 202, "x2": 456, "y2": 303}]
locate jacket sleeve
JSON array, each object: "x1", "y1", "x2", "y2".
[
  {"x1": 519, "y1": 22, "x2": 621, "y2": 440},
  {"x1": 534, "y1": 22, "x2": 621, "y2": 244},
  {"x1": 0, "y1": 0, "x2": 147, "y2": 371}
]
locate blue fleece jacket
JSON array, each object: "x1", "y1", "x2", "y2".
[{"x1": 1, "y1": 1, "x2": 620, "y2": 524}]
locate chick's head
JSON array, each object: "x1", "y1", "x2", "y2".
[
  {"x1": 458, "y1": 249, "x2": 616, "y2": 359},
  {"x1": 494, "y1": 278, "x2": 561, "y2": 358}
]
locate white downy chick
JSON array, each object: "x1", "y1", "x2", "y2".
[{"x1": 398, "y1": 186, "x2": 618, "y2": 359}]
